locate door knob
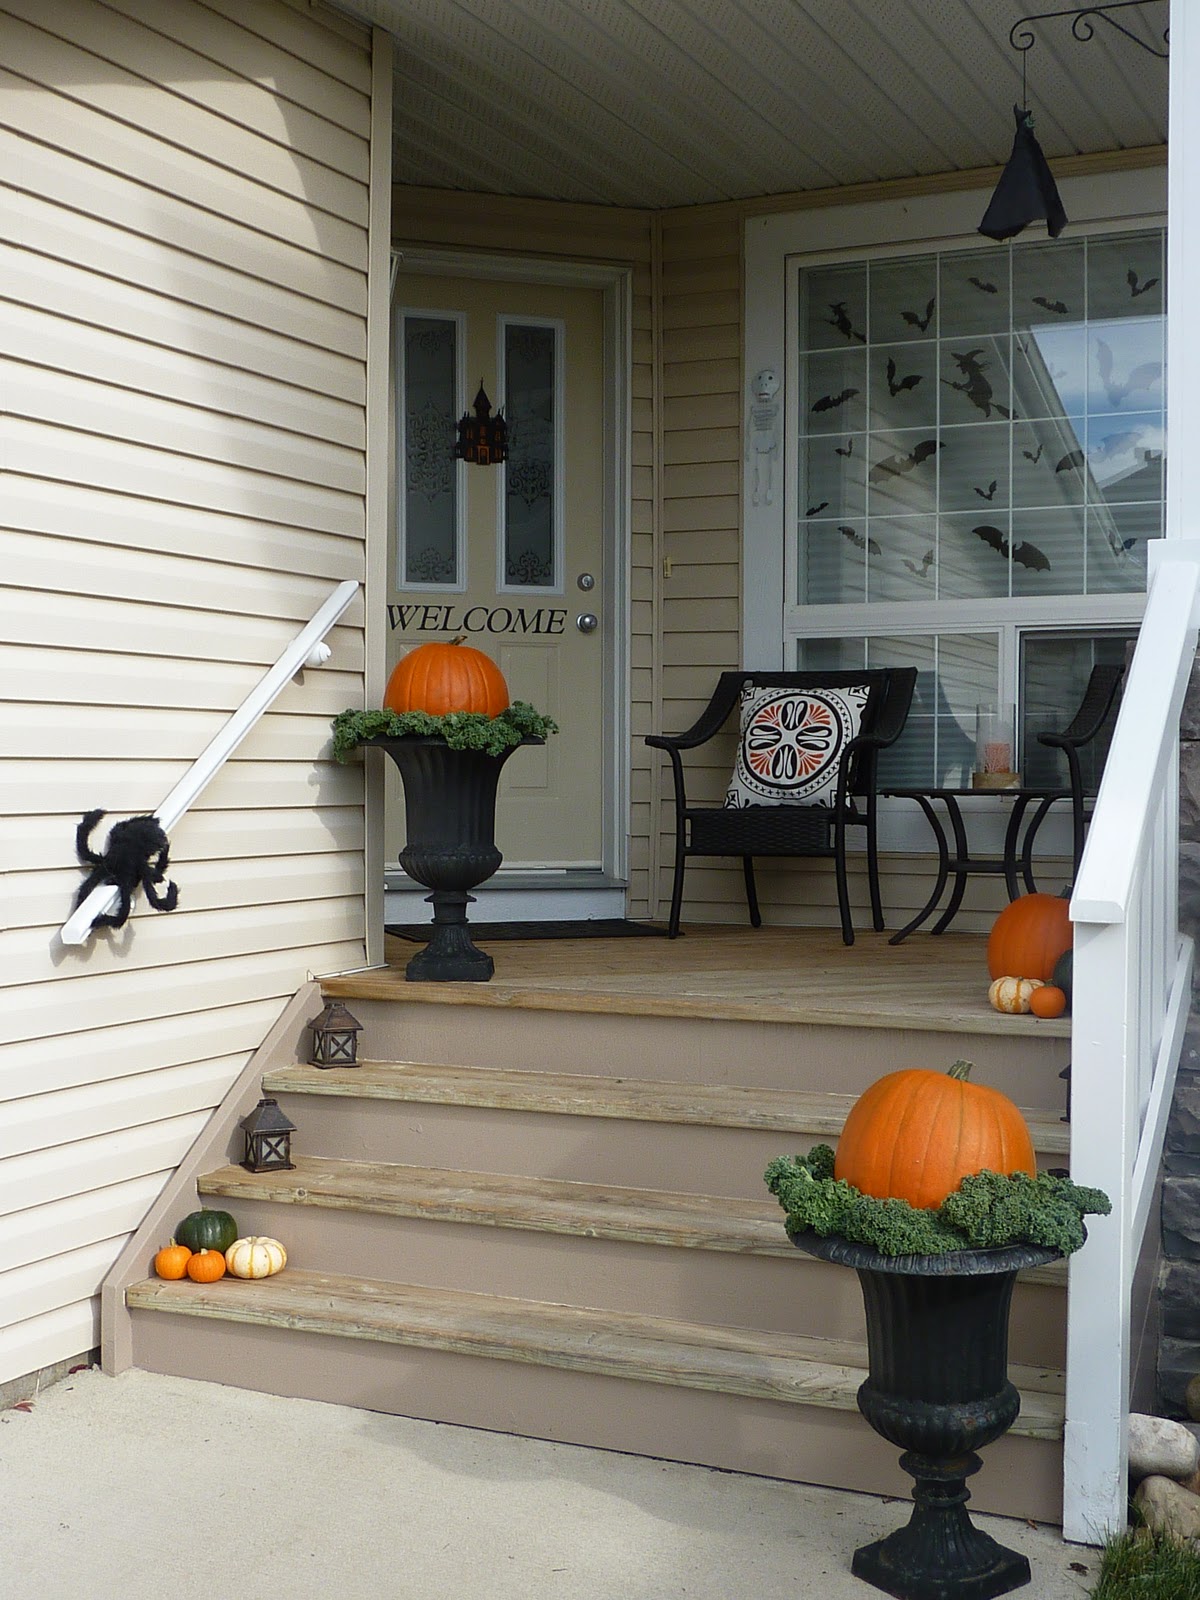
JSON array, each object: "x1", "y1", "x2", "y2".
[{"x1": 576, "y1": 613, "x2": 598, "y2": 634}]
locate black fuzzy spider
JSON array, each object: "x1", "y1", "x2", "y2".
[{"x1": 73, "y1": 809, "x2": 179, "y2": 929}]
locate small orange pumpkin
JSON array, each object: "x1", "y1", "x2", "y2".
[
  {"x1": 186, "y1": 1248, "x2": 227, "y2": 1283},
  {"x1": 384, "y1": 636, "x2": 509, "y2": 718},
  {"x1": 834, "y1": 1059, "x2": 1037, "y2": 1210},
  {"x1": 1030, "y1": 984, "x2": 1068, "y2": 1019},
  {"x1": 987, "y1": 892, "x2": 1071, "y2": 982},
  {"x1": 153, "y1": 1240, "x2": 192, "y2": 1280}
]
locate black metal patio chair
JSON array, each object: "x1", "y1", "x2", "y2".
[
  {"x1": 646, "y1": 667, "x2": 917, "y2": 944},
  {"x1": 1015, "y1": 661, "x2": 1126, "y2": 890}
]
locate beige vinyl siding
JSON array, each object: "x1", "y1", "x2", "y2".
[
  {"x1": 653, "y1": 210, "x2": 744, "y2": 924},
  {"x1": 0, "y1": 0, "x2": 382, "y2": 1385},
  {"x1": 388, "y1": 187, "x2": 658, "y2": 914}
]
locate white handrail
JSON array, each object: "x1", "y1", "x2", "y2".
[
  {"x1": 1072, "y1": 554, "x2": 1200, "y2": 923},
  {"x1": 58, "y1": 579, "x2": 360, "y2": 947}
]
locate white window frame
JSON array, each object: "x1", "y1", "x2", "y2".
[
  {"x1": 496, "y1": 313, "x2": 567, "y2": 596},
  {"x1": 744, "y1": 168, "x2": 1166, "y2": 851},
  {"x1": 394, "y1": 305, "x2": 468, "y2": 593}
]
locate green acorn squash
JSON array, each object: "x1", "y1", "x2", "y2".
[
  {"x1": 1052, "y1": 948, "x2": 1073, "y2": 1009},
  {"x1": 175, "y1": 1209, "x2": 238, "y2": 1254}
]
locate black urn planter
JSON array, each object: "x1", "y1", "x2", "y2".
[
  {"x1": 366, "y1": 735, "x2": 538, "y2": 982},
  {"x1": 791, "y1": 1231, "x2": 1060, "y2": 1600}
]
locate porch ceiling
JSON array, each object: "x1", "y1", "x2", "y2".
[{"x1": 344, "y1": 0, "x2": 1168, "y2": 208}]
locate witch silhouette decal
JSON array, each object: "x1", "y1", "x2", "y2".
[{"x1": 979, "y1": 106, "x2": 1068, "y2": 242}]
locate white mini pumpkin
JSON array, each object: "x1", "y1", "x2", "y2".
[
  {"x1": 988, "y1": 976, "x2": 1045, "y2": 1015},
  {"x1": 225, "y1": 1235, "x2": 287, "y2": 1279}
]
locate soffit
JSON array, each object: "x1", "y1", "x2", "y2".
[{"x1": 340, "y1": 0, "x2": 1168, "y2": 208}]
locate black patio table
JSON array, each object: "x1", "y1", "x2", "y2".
[{"x1": 883, "y1": 784, "x2": 1073, "y2": 943}]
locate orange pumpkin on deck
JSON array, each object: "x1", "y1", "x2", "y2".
[
  {"x1": 384, "y1": 636, "x2": 508, "y2": 718},
  {"x1": 834, "y1": 1059, "x2": 1037, "y2": 1210},
  {"x1": 986, "y1": 892, "x2": 1071, "y2": 982}
]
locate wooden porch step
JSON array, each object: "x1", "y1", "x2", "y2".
[
  {"x1": 125, "y1": 1268, "x2": 1066, "y2": 1441},
  {"x1": 262, "y1": 1061, "x2": 1071, "y2": 1153},
  {"x1": 195, "y1": 1154, "x2": 1066, "y2": 1289}
]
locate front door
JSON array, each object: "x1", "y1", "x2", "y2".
[{"x1": 387, "y1": 267, "x2": 616, "y2": 901}]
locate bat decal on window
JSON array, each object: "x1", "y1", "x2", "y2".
[
  {"x1": 868, "y1": 439, "x2": 941, "y2": 481},
  {"x1": 838, "y1": 525, "x2": 881, "y2": 554},
  {"x1": 900, "y1": 297, "x2": 935, "y2": 332},
  {"x1": 812, "y1": 388, "x2": 860, "y2": 413},
  {"x1": 886, "y1": 358, "x2": 922, "y2": 397},
  {"x1": 1032, "y1": 296, "x2": 1069, "y2": 315},
  {"x1": 972, "y1": 524, "x2": 1051, "y2": 571},
  {"x1": 1128, "y1": 269, "x2": 1159, "y2": 298},
  {"x1": 975, "y1": 480, "x2": 998, "y2": 501}
]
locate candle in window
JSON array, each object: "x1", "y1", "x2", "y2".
[{"x1": 974, "y1": 705, "x2": 1016, "y2": 788}]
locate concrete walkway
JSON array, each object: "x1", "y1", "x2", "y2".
[{"x1": 1, "y1": 1367, "x2": 1100, "y2": 1600}]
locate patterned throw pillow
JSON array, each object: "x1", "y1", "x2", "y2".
[{"x1": 724, "y1": 684, "x2": 872, "y2": 809}]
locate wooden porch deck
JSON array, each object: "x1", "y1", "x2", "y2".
[{"x1": 338, "y1": 924, "x2": 1071, "y2": 1040}]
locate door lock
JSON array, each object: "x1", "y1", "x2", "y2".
[{"x1": 577, "y1": 572, "x2": 595, "y2": 591}]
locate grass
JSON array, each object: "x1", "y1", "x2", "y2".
[{"x1": 1089, "y1": 1526, "x2": 1200, "y2": 1598}]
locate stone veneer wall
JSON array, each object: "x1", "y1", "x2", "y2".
[{"x1": 1159, "y1": 659, "x2": 1200, "y2": 1415}]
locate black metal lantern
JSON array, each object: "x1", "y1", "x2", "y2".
[
  {"x1": 455, "y1": 382, "x2": 508, "y2": 465},
  {"x1": 307, "y1": 999, "x2": 362, "y2": 1068},
  {"x1": 240, "y1": 1096, "x2": 295, "y2": 1173}
]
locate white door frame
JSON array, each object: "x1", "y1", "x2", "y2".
[{"x1": 387, "y1": 246, "x2": 633, "y2": 898}]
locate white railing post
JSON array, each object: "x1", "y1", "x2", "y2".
[
  {"x1": 1063, "y1": 914, "x2": 1139, "y2": 1543},
  {"x1": 58, "y1": 579, "x2": 360, "y2": 947}
]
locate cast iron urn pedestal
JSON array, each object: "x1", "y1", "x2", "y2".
[
  {"x1": 368, "y1": 735, "x2": 537, "y2": 982},
  {"x1": 791, "y1": 1232, "x2": 1060, "y2": 1600}
]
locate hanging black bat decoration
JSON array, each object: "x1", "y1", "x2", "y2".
[
  {"x1": 886, "y1": 358, "x2": 922, "y2": 397},
  {"x1": 975, "y1": 479, "x2": 998, "y2": 501},
  {"x1": 968, "y1": 276, "x2": 999, "y2": 294},
  {"x1": 1128, "y1": 269, "x2": 1159, "y2": 298},
  {"x1": 827, "y1": 301, "x2": 866, "y2": 343},
  {"x1": 902, "y1": 547, "x2": 934, "y2": 578},
  {"x1": 943, "y1": 349, "x2": 1011, "y2": 420},
  {"x1": 812, "y1": 387, "x2": 860, "y2": 413},
  {"x1": 1055, "y1": 449, "x2": 1086, "y2": 474},
  {"x1": 1032, "y1": 296, "x2": 1070, "y2": 315},
  {"x1": 806, "y1": 501, "x2": 830, "y2": 517},
  {"x1": 838, "y1": 525, "x2": 881, "y2": 554},
  {"x1": 868, "y1": 438, "x2": 941, "y2": 482},
  {"x1": 1023, "y1": 443, "x2": 1044, "y2": 464},
  {"x1": 901, "y1": 297, "x2": 935, "y2": 333},
  {"x1": 1095, "y1": 339, "x2": 1162, "y2": 407},
  {"x1": 834, "y1": 438, "x2": 855, "y2": 457},
  {"x1": 972, "y1": 524, "x2": 1051, "y2": 571},
  {"x1": 977, "y1": 105, "x2": 1068, "y2": 242}
]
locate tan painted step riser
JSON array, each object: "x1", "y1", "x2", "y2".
[
  {"x1": 269, "y1": 1096, "x2": 854, "y2": 1202},
  {"x1": 127, "y1": 1310, "x2": 1063, "y2": 1524},
  {"x1": 339, "y1": 1000, "x2": 1070, "y2": 1113},
  {"x1": 266, "y1": 1094, "x2": 1070, "y2": 1202},
  {"x1": 207, "y1": 1193, "x2": 1068, "y2": 1368}
]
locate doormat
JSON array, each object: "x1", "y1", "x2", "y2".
[{"x1": 385, "y1": 919, "x2": 672, "y2": 942}]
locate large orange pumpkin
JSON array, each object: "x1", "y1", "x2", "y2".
[
  {"x1": 384, "y1": 636, "x2": 509, "y2": 718},
  {"x1": 986, "y1": 891, "x2": 1071, "y2": 981},
  {"x1": 834, "y1": 1059, "x2": 1037, "y2": 1210}
]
